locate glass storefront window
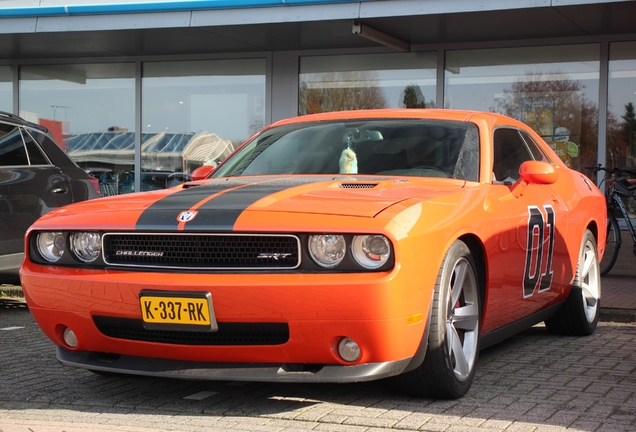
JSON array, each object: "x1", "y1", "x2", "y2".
[
  {"x1": 445, "y1": 45, "x2": 600, "y2": 174},
  {"x1": 141, "y1": 58, "x2": 265, "y2": 191},
  {"x1": 0, "y1": 66, "x2": 12, "y2": 113},
  {"x1": 299, "y1": 52, "x2": 437, "y2": 115},
  {"x1": 19, "y1": 63, "x2": 135, "y2": 195},
  {"x1": 608, "y1": 41, "x2": 636, "y2": 173}
]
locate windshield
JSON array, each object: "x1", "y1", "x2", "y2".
[{"x1": 212, "y1": 119, "x2": 480, "y2": 181}]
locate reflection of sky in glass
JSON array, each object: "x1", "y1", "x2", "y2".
[
  {"x1": 142, "y1": 74, "x2": 265, "y2": 142},
  {"x1": 608, "y1": 42, "x2": 636, "y2": 121},
  {"x1": 0, "y1": 66, "x2": 13, "y2": 113},
  {"x1": 20, "y1": 74, "x2": 135, "y2": 133}
]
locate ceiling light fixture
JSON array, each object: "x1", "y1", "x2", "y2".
[{"x1": 352, "y1": 21, "x2": 410, "y2": 53}]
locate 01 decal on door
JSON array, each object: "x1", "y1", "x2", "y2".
[{"x1": 523, "y1": 205, "x2": 555, "y2": 298}]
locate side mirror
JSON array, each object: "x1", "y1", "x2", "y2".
[
  {"x1": 511, "y1": 161, "x2": 557, "y2": 197},
  {"x1": 191, "y1": 165, "x2": 216, "y2": 181},
  {"x1": 519, "y1": 160, "x2": 558, "y2": 185}
]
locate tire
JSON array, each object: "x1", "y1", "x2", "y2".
[
  {"x1": 545, "y1": 229, "x2": 600, "y2": 336},
  {"x1": 397, "y1": 240, "x2": 480, "y2": 399},
  {"x1": 600, "y1": 212, "x2": 620, "y2": 276}
]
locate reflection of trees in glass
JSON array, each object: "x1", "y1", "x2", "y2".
[
  {"x1": 299, "y1": 71, "x2": 387, "y2": 115},
  {"x1": 493, "y1": 70, "x2": 600, "y2": 172},
  {"x1": 623, "y1": 103, "x2": 636, "y2": 159},
  {"x1": 401, "y1": 84, "x2": 434, "y2": 108},
  {"x1": 606, "y1": 103, "x2": 636, "y2": 170},
  {"x1": 249, "y1": 118, "x2": 264, "y2": 136},
  {"x1": 494, "y1": 71, "x2": 585, "y2": 136}
]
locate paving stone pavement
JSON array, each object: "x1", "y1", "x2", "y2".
[{"x1": 0, "y1": 307, "x2": 635, "y2": 432}]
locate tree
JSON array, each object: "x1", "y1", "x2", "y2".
[{"x1": 402, "y1": 84, "x2": 429, "y2": 108}]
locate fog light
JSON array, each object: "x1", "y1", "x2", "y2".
[
  {"x1": 338, "y1": 337, "x2": 361, "y2": 362},
  {"x1": 63, "y1": 327, "x2": 78, "y2": 348}
]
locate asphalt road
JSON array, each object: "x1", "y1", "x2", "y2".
[{"x1": 0, "y1": 305, "x2": 635, "y2": 432}]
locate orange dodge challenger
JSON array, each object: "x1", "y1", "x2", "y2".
[{"x1": 20, "y1": 109, "x2": 606, "y2": 399}]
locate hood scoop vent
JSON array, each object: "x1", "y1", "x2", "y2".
[
  {"x1": 181, "y1": 182, "x2": 203, "y2": 189},
  {"x1": 339, "y1": 183, "x2": 378, "y2": 189}
]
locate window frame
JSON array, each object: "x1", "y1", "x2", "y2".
[
  {"x1": 0, "y1": 122, "x2": 29, "y2": 168},
  {"x1": 21, "y1": 128, "x2": 52, "y2": 166},
  {"x1": 492, "y1": 127, "x2": 543, "y2": 184}
]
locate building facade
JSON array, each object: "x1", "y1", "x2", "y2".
[{"x1": 1, "y1": 0, "x2": 635, "y2": 193}]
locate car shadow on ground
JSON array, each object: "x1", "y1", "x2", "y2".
[{"x1": 1, "y1": 308, "x2": 634, "y2": 432}]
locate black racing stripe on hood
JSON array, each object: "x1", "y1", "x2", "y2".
[
  {"x1": 135, "y1": 176, "x2": 387, "y2": 231},
  {"x1": 135, "y1": 178, "x2": 259, "y2": 231},
  {"x1": 182, "y1": 187, "x2": 280, "y2": 231}
]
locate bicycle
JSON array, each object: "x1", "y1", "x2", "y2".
[{"x1": 587, "y1": 165, "x2": 636, "y2": 275}]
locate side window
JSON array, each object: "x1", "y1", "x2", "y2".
[
  {"x1": 0, "y1": 123, "x2": 29, "y2": 167},
  {"x1": 520, "y1": 131, "x2": 552, "y2": 163},
  {"x1": 493, "y1": 128, "x2": 534, "y2": 184},
  {"x1": 21, "y1": 129, "x2": 50, "y2": 165}
]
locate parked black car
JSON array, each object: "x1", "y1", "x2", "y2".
[{"x1": 0, "y1": 111, "x2": 99, "y2": 283}]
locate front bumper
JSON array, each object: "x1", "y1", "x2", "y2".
[
  {"x1": 58, "y1": 347, "x2": 413, "y2": 383},
  {"x1": 22, "y1": 259, "x2": 432, "y2": 369}
]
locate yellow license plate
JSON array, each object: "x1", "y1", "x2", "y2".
[{"x1": 140, "y1": 294, "x2": 214, "y2": 328}]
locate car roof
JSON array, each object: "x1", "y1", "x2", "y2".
[
  {"x1": 0, "y1": 110, "x2": 50, "y2": 134},
  {"x1": 269, "y1": 109, "x2": 518, "y2": 128}
]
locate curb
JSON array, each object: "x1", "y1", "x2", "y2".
[{"x1": 600, "y1": 308, "x2": 636, "y2": 324}]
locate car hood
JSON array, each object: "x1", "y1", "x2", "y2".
[{"x1": 37, "y1": 175, "x2": 465, "y2": 231}]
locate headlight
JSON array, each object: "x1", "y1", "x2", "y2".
[
  {"x1": 308, "y1": 234, "x2": 346, "y2": 268},
  {"x1": 351, "y1": 235, "x2": 391, "y2": 269},
  {"x1": 70, "y1": 232, "x2": 102, "y2": 263},
  {"x1": 36, "y1": 232, "x2": 66, "y2": 262}
]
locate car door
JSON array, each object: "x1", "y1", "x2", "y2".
[
  {"x1": 0, "y1": 122, "x2": 73, "y2": 260},
  {"x1": 482, "y1": 127, "x2": 569, "y2": 334}
]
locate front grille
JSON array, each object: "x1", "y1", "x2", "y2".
[
  {"x1": 103, "y1": 233, "x2": 300, "y2": 269},
  {"x1": 93, "y1": 316, "x2": 289, "y2": 345},
  {"x1": 339, "y1": 183, "x2": 377, "y2": 189}
]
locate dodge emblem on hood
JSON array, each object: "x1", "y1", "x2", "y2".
[{"x1": 177, "y1": 211, "x2": 198, "y2": 223}]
